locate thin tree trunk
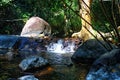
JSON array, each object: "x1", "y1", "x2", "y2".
[
  {"x1": 80, "y1": 0, "x2": 93, "y2": 41},
  {"x1": 72, "y1": 0, "x2": 93, "y2": 41}
]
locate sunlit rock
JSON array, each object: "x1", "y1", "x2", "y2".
[
  {"x1": 18, "y1": 75, "x2": 38, "y2": 80},
  {"x1": 86, "y1": 49, "x2": 120, "y2": 80},
  {"x1": 20, "y1": 16, "x2": 51, "y2": 38},
  {"x1": 19, "y1": 56, "x2": 48, "y2": 71},
  {"x1": 71, "y1": 39, "x2": 117, "y2": 64}
]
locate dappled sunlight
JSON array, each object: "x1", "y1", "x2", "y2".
[{"x1": 0, "y1": 0, "x2": 120, "y2": 80}]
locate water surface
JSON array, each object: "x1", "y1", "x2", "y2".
[{"x1": 0, "y1": 54, "x2": 90, "y2": 80}]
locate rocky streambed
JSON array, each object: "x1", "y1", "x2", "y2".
[
  {"x1": 0, "y1": 35, "x2": 90, "y2": 80},
  {"x1": 1, "y1": 35, "x2": 120, "y2": 80},
  {"x1": 0, "y1": 53, "x2": 90, "y2": 80}
]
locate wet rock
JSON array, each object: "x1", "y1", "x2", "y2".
[
  {"x1": 20, "y1": 16, "x2": 51, "y2": 38},
  {"x1": 18, "y1": 49, "x2": 37, "y2": 59},
  {"x1": 86, "y1": 49, "x2": 120, "y2": 80},
  {"x1": 18, "y1": 37, "x2": 45, "y2": 58},
  {"x1": 0, "y1": 49, "x2": 15, "y2": 61},
  {"x1": 18, "y1": 37, "x2": 41, "y2": 50},
  {"x1": 71, "y1": 39, "x2": 117, "y2": 64},
  {"x1": 0, "y1": 35, "x2": 19, "y2": 51},
  {"x1": 19, "y1": 56, "x2": 48, "y2": 71},
  {"x1": 5, "y1": 50, "x2": 14, "y2": 61},
  {"x1": 18, "y1": 75, "x2": 38, "y2": 80}
]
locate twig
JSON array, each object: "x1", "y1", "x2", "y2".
[
  {"x1": 61, "y1": 0, "x2": 113, "y2": 50},
  {"x1": 81, "y1": 0, "x2": 114, "y2": 37},
  {"x1": 0, "y1": 19, "x2": 25, "y2": 22},
  {"x1": 100, "y1": 0, "x2": 120, "y2": 42}
]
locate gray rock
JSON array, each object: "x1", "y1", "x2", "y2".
[
  {"x1": 18, "y1": 37, "x2": 45, "y2": 58},
  {"x1": 0, "y1": 49, "x2": 14, "y2": 61},
  {"x1": 18, "y1": 75, "x2": 39, "y2": 80},
  {"x1": 71, "y1": 39, "x2": 117, "y2": 63},
  {"x1": 18, "y1": 49, "x2": 35, "y2": 59},
  {"x1": 20, "y1": 17, "x2": 51, "y2": 38},
  {"x1": 86, "y1": 49, "x2": 120, "y2": 80},
  {"x1": 19, "y1": 56, "x2": 48, "y2": 71},
  {"x1": 0, "y1": 35, "x2": 19, "y2": 50},
  {"x1": 5, "y1": 50, "x2": 14, "y2": 61},
  {"x1": 18, "y1": 37, "x2": 41, "y2": 50}
]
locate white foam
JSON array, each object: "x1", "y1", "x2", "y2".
[{"x1": 46, "y1": 39, "x2": 75, "y2": 54}]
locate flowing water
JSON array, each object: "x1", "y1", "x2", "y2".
[
  {"x1": 0, "y1": 55, "x2": 91, "y2": 80},
  {"x1": 0, "y1": 38, "x2": 90, "y2": 80},
  {"x1": 46, "y1": 39, "x2": 76, "y2": 54}
]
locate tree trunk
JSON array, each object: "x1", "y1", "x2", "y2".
[{"x1": 72, "y1": 0, "x2": 93, "y2": 41}]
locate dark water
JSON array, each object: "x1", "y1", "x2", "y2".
[{"x1": 0, "y1": 55, "x2": 90, "y2": 80}]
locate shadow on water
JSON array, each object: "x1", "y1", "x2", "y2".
[
  {"x1": 0, "y1": 53, "x2": 91, "y2": 80},
  {"x1": 36, "y1": 64, "x2": 90, "y2": 80}
]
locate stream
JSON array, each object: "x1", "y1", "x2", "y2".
[
  {"x1": 0, "y1": 53, "x2": 90, "y2": 80},
  {"x1": 0, "y1": 35, "x2": 91, "y2": 80}
]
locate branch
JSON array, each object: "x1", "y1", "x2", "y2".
[
  {"x1": 0, "y1": 19, "x2": 25, "y2": 22},
  {"x1": 61, "y1": 0, "x2": 113, "y2": 50},
  {"x1": 81, "y1": 0, "x2": 114, "y2": 38},
  {"x1": 99, "y1": 0, "x2": 120, "y2": 42},
  {"x1": 111, "y1": 0, "x2": 120, "y2": 40}
]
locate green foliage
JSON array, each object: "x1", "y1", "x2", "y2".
[
  {"x1": 0, "y1": 1, "x2": 24, "y2": 34},
  {"x1": 91, "y1": 1, "x2": 112, "y2": 32},
  {"x1": 0, "y1": 0, "x2": 12, "y2": 6},
  {"x1": 0, "y1": 0, "x2": 119, "y2": 40},
  {"x1": 0, "y1": 0, "x2": 81, "y2": 37},
  {"x1": 91, "y1": 0, "x2": 120, "y2": 45}
]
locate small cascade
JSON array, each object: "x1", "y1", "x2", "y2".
[{"x1": 46, "y1": 39, "x2": 75, "y2": 54}]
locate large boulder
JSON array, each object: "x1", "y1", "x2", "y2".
[
  {"x1": 19, "y1": 56, "x2": 48, "y2": 71},
  {"x1": 20, "y1": 17, "x2": 51, "y2": 38},
  {"x1": 86, "y1": 49, "x2": 120, "y2": 80},
  {"x1": 71, "y1": 39, "x2": 117, "y2": 64}
]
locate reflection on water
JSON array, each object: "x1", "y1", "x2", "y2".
[
  {"x1": 37, "y1": 65, "x2": 90, "y2": 80},
  {"x1": 0, "y1": 54, "x2": 90, "y2": 80}
]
